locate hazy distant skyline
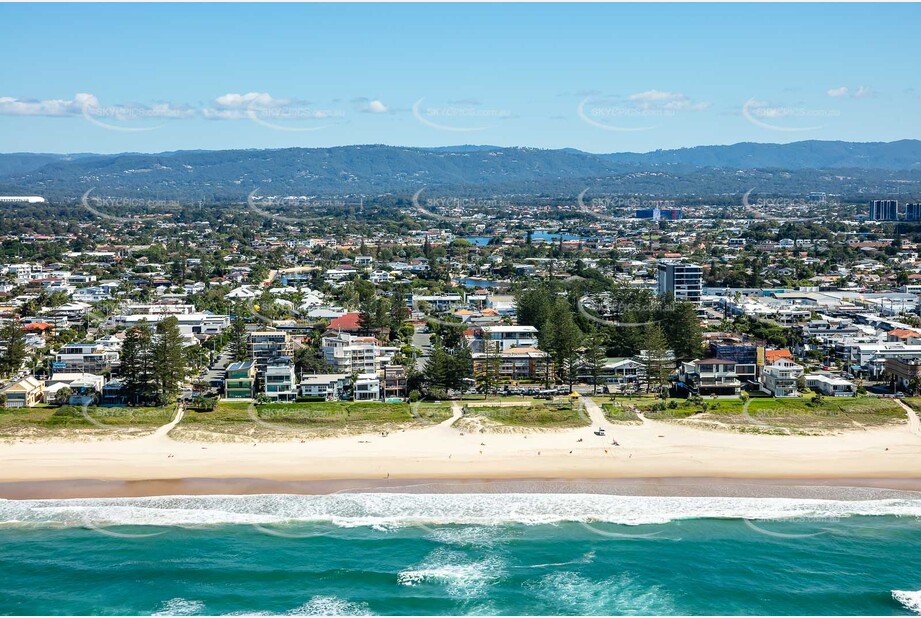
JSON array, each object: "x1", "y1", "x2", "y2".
[{"x1": 2, "y1": 3, "x2": 919, "y2": 154}]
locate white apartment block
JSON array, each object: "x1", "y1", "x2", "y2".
[{"x1": 322, "y1": 332, "x2": 383, "y2": 374}]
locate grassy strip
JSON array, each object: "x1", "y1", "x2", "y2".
[
  {"x1": 619, "y1": 395, "x2": 905, "y2": 432},
  {"x1": 464, "y1": 402, "x2": 589, "y2": 428},
  {"x1": 601, "y1": 403, "x2": 642, "y2": 424},
  {"x1": 0, "y1": 405, "x2": 176, "y2": 434},
  {"x1": 181, "y1": 400, "x2": 452, "y2": 430}
]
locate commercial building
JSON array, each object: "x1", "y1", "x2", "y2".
[
  {"x1": 870, "y1": 199, "x2": 898, "y2": 221},
  {"x1": 906, "y1": 203, "x2": 921, "y2": 222}
]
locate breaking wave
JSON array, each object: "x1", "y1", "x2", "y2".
[
  {"x1": 893, "y1": 590, "x2": 921, "y2": 615},
  {"x1": 2, "y1": 493, "x2": 921, "y2": 529}
]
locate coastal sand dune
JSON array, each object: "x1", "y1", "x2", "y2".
[{"x1": 0, "y1": 398, "x2": 919, "y2": 485}]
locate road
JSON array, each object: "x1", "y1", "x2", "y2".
[
  {"x1": 412, "y1": 325, "x2": 433, "y2": 372},
  {"x1": 200, "y1": 348, "x2": 234, "y2": 388}
]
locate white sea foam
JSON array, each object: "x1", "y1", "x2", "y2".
[
  {"x1": 1, "y1": 493, "x2": 921, "y2": 529},
  {"x1": 526, "y1": 571, "x2": 675, "y2": 615},
  {"x1": 397, "y1": 548, "x2": 505, "y2": 599},
  {"x1": 153, "y1": 598, "x2": 206, "y2": 616},
  {"x1": 150, "y1": 596, "x2": 371, "y2": 616},
  {"x1": 286, "y1": 595, "x2": 372, "y2": 616},
  {"x1": 894, "y1": 590, "x2": 921, "y2": 615}
]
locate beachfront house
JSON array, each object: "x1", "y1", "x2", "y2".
[
  {"x1": 805, "y1": 374, "x2": 857, "y2": 397},
  {"x1": 678, "y1": 359, "x2": 742, "y2": 396},
  {"x1": 1, "y1": 376, "x2": 44, "y2": 408},
  {"x1": 760, "y1": 359, "x2": 805, "y2": 398},
  {"x1": 264, "y1": 357, "x2": 297, "y2": 402},
  {"x1": 353, "y1": 373, "x2": 381, "y2": 401},
  {"x1": 225, "y1": 360, "x2": 256, "y2": 399},
  {"x1": 299, "y1": 373, "x2": 351, "y2": 400}
]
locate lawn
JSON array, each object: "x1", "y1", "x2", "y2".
[
  {"x1": 625, "y1": 395, "x2": 906, "y2": 434},
  {"x1": 0, "y1": 405, "x2": 177, "y2": 437},
  {"x1": 177, "y1": 400, "x2": 452, "y2": 439}
]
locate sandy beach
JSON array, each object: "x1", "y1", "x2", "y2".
[{"x1": 1, "y1": 398, "x2": 920, "y2": 496}]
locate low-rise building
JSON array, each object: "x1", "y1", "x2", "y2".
[
  {"x1": 382, "y1": 364, "x2": 408, "y2": 400},
  {"x1": 225, "y1": 360, "x2": 256, "y2": 399},
  {"x1": 805, "y1": 374, "x2": 856, "y2": 397},
  {"x1": 760, "y1": 359, "x2": 805, "y2": 398},
  {"x1": 883, "y1": 357, "x2": 921, "y2": 393},
  {"x1": 264, "y1": 357, "x2": 297, "y2": 402},
  {"x1": 678, "y1": 358, "x2": 741, "y2": 396},
  {"x1": 299, "y1": 373, "x2": 351, "y2": 400},
  {"x1": 1, "y1": 376, "x2": 43, "y2": 408},
  {"x1": 353, "y1": 373, "x2": 381, "y2": 401}
]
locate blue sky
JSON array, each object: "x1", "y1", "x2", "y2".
[{"x1": 1, "y1": 3, "x2": 919, "y2": 154}]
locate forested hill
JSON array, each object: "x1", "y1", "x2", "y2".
[{"x1": 1, "y1": 140, "x2": 920, "y2": 200}]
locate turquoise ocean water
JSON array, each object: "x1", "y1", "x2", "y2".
[{"x1": 1, "y1": 492, "x2": 921, "y2": 616}]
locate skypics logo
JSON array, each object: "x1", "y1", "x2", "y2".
[
  {"x1": 74, "y1": 92, "x2": 345, "y2": 133},
  {"x1": 576, "y1": 294, "x2": 669, "y2": 329},
  {"x1": 742, "y1": 98, "x2": 839, "y2": 132},
  {"x1": 576, "y1": 189, "x2": 675, "y2": 222},
  {"x1": 741, "y1": 188, "x2": 838, "y2": 217},
  {"x1": 247, "y1": 189, "x2": 363, "y2": 225},
  {"x1": 81, "y1": 188, "x2": 179, "y2": 222},
  {"x1": 411, "y1": 188, "x2": 506, "y2": 225},
  {"x1": 243, "y1": 99, "x2": 345, "y2": 133},
  {"x1": 412, "y1": 98, "x2": 512, "y2": 132},
  {"x1": 577, "y1": 90, "x2": 708, "y2": 132}
]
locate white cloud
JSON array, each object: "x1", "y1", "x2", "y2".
[
  {"x1": 853, "y1": 85, "x2": 873, "y2": 99},
  {"x1": 628, "y1": 90, "x2": 708, "y2": 111},
  {"x1": 0, "y1": 93, "x2": 195, "y2": 120},
  {"x1": 827, "y1": 86, "x2": 849, "y2": 98},
  {"x1": 365, "y1": 99, "x2": 388, "y2": 113},
  {"x1": 0, "y1": 93, "x2": 98, "y2": 116},
  {"x1": 212, "y1": 92, "x2": 290, "y2": 109}
]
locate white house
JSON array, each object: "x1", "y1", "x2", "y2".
[
  {"x1": 353, "y1": 373, "x2": 381, "y2": 401},
  {"x1": 805, "y1": 374, "x2": 856, "y2": 397},
  {"x1": 299, "y1": 373, "x2": 351, "y2": 400},
  {"x1": 760, "y1": 359, "x2": 805, "y2": 398}
]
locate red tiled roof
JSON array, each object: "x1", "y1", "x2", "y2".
[
  {"x1": 888, "y1": 329, "x2": 920, "y2": 339},
  {"x1": 329, "y1": 312, "x2": 362, "y2": 331},
  {"x1": 23, "y1": 322, "x2": 53, "y2": 332},
  {"x1": 765, "y1": 349, "x2": 792, "y2": 363}
]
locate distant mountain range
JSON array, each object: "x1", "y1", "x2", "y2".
[{"x1": 1, "y1": 140, "x2": 920, "y2": 201}]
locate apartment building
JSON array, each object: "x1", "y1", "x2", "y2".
[
  {"x1": 321, "y1": 332, "x2": 382, "y2": 374},
  {"x1": 54, "y1": 342, "x2": 119, "y2": 374},
  {"x1": 0, "y1": 376, "x2": 43, "y2": 408},
  {"x1": 248, "y1": 331, "x2": 294, "y2": 372},
  {"x1": 656, "y1": 260, "x2": 702, "y2": 304},
  {"x1": 473, "y1": 346, "x2": 551, "y2": 381},
  {"x1": 477, "y1": 325, "x2": 539, "y2": 352}
]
